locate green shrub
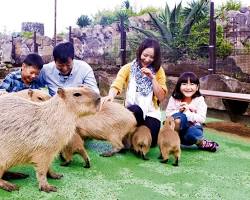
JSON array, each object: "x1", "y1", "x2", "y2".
[
  {"x1": 77, "y1": 15, "x2": 92, "y2": 28},
  {"x1": 20, "y1": 32, "x2": 33, "y2": 39}
]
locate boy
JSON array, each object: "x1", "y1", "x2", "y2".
[{"x1": 0, "y1": 53, "x2": 44, "y2": 93}]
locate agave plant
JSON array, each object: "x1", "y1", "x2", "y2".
[{"x1": 131, "y1": 0, "x2": 209, "y2": 62}]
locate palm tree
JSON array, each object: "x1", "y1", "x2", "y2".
[
  {"x1": 131, "y1": 0, "x2": 209, "y2": 62},
  {"x1": 76, "y1": 15, "x2": 92, "y2": 28}
]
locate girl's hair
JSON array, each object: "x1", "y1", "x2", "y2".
[
  {"x1": 136, "y1": 38, "x2": 161, "y2": 72},
  {"x1": 172, "y1": 72, "x2": 201, "y2": 99}
]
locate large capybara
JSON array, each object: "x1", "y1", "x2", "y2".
[
  {"x1": 0, "y1": 86, "x2": 100, "y2": 192},
  {"x1": 158, "y1": 116, "x2": 181, "y2": 166},
  {"x1": 131, "y1": 125, "x2": 152, "y2": 160},
  {"x1": 60, "y1": 101, "x2": 137, "y2": 167}
]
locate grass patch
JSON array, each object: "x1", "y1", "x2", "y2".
[{"x1": 1, "y1": 128, "x2": 250, "y2": 199}]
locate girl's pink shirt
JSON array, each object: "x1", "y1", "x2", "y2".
[{"x1": 166, "y1": 96, "x2": 207, "y2": 124}]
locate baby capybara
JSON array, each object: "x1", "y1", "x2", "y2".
[
  {"x1": 60, "y1": 101, "x2": 137, "y2": 167},
  {"x1": 131, "y1": 125, "x2": 152, "y2": 160},
  {"x1": 158, "y1": 116, "x2": 181, "y2": 166},
  {"x1": 0, "y1": 86, "x2": 100, "y2": 192}
]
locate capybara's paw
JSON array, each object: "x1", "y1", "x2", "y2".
[
  {"x1": 60, "y1": 161, "x2": 70, "y2": 166},
  {"x1": 160, "y1": 159, "x2": 168, "y2": 164},
  {"x1": 40, "y1": 184, "x2": 57, "y2": 192},
  {"x1": 84, "y1": 161, "x2": 90, "y2": 168},
  {"x1": 142, "y1": 155, "x2": 149, "y2": 161},
  {"x1": 0, "y1": 180, "x2": 19, "y2": 192},
  {"x1": 100, "y1": 151, "x2": 114, "y2": 157},
  {"x1": 172, "y1": 163, "x2": 179, "y2": 167},
  {"x1": 47, "y1": 172, "x2": 63, "y2": 179},
  {"x1": 3, "y1": 172, "x2": 29, "y2": 180},
  {"x1": 59, "y1": 153, "x2": 66, "y2": 161}
]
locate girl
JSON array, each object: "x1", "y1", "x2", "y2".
[
  {"x1": 103, "y1": 38, "x2": 167, "y2": 147},
  {"x1": 166, "y1": 72, "x2": 219, "y2": 152}
]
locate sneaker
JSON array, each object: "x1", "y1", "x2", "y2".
[{"x1": 198, "y1": 139, "x2": 219, "y2": 152}]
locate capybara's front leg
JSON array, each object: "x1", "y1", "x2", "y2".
[
  {"x1": 3, "y1": 171, "x2": 29, "y2": 180},
  {"x1": 76, "y1": 145, "x2": 90, "y2": 168},
  {"x1": 0, "y1": 170, "x2": 19, "y2": 192},
  {"x1": 60, "y1": 142, "x2": 73, "y2": 166},
  {"x1": 47, "y1": 168, "x2": 63, "y2": 179},
  {"x1": 33, "y1": 154, "x2": 57, "y2": 192}
]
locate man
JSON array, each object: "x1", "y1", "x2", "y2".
[{"x1": 39, "y1": 42, "x2": 99, "y2": 96}]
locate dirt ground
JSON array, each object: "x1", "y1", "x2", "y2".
[{"x1": 205, "y1": 121, "x2": 250, "y2": 138}]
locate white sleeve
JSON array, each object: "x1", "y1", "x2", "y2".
[
  {"x1": 184, "y1": 96, "x2": 207, "y2": 123},
  {"x1": 165, "y1": 96, "x2": 180, "y2": 117}
]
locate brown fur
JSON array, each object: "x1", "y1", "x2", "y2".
[
  {"x1": 60, "y1": 101, "x2": 137, "y2": 166},
  {"x1": 2, "y1": 89, "x2": 51, "y2": 181},
  {"x1": 131, "y1": 125, "x2": 152, "y2": 160},
  {"x1": 0, "y1": 89, "x2": 50, "y2": 102},
  {"x1": 0, "y1": 86, "x2": 100, "y2": 192},
  {"x1": 60, "y1": 133, "x2": 90, "y2": 168},
  {"x1": 13, "y1": 89, "x2": 51, "y2": 102},
  {"x1": 158, "y1": 116, "x2": 181, "y2": 166}
]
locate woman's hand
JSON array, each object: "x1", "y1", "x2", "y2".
[{"x1": 141, "y1": 68, "x2": 155, "y2": 79}]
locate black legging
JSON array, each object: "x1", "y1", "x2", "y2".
[{"x1": 127, "y1": 104, "x2": 161, "y2": 147}]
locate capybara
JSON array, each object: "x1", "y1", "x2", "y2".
[
  {"x1": 158, "y1": 116, "x2": 181, "y2": 166},
  {"x1": 60, "y1": 101, "x2": 137, "y2": 166},
  {"x1": 0, "y1": 89, "x2": 50, "y2": 102},
  {"x1": 0, "y1": 86, "x2": 100, "y2": 192},
  {"x1": 13, "y1": 89, "x2": 51, "y2": 102},
  {"x1": 131, "y1": 125, "x2": 152, "y2": 160},
  {"x1": 2, "y1": 89, "x2": 51, "y2": 181},
  {"x1": 60, "y1": 133, "x2": 90, "y2": 168}
]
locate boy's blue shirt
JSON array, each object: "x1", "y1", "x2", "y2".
[{"x1": 0, "y1": 69, "x2": 41, "y2": 92}]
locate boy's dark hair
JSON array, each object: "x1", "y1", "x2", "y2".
[
  {"x1": 23, "y1": 53, "x2": 44, "y2": 70},
  {"x1": 136, "y1": 38, "x2": 161, "y2": 72},
  {"x1": 53, "y1": 42, "x2": 74, "y2": 63},
  {"x1": 172, "y1": 72, "x2": 201, "y2": 99}
]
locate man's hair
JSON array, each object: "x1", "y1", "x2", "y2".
[
  {"x1": 53, "y1": 42, "x2": 74, "y2": 63},
  {"x1": 23, "y1": 53, "x2": 44, "y2": 70}
]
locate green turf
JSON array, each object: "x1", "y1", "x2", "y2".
[{"x1": 1, "y1": 127, "x2": 250, "y2": 200}]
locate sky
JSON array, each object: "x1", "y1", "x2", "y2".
[{"x1": 0, "y1": 0, "x2": 249, "y2": 37}]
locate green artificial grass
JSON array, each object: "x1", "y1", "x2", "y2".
[{"x1": 1, "y1": 126, "x2": 250, "y2": 199}]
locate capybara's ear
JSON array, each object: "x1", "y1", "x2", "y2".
[
  {"x1": 28, "y1": 89, "x2": 34, "y2": 97},
  {"x1": 57, "y1": 88, "x2": 65, "y2": 98}
]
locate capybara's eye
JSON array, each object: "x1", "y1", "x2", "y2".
[
  {"x1": 38, "y1": 97, "x2": 43, "y2": 101},
  {"x1": 73, "y1": 93, "x2": 82, "y2": 97}
]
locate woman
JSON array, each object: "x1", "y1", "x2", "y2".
[{"x1": 103, "y1": 38, "x2": 167, "y2": 146}]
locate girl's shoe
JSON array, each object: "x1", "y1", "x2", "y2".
[{"x1": 198, "y1": 139, "x2": 219, "y2": 152}]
